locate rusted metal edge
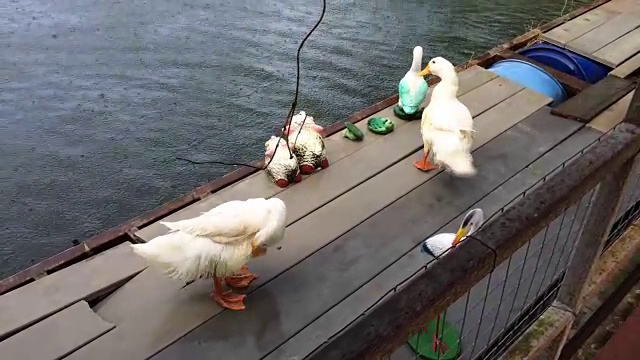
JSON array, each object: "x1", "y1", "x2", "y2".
[
  {"x1": 0, "y1": 0, "x2": 612, "y2": 295},
  {"x1": 558, "y1": 262, "x2": 640, "y2": 360},
  {"x1": 303, "y1": 123, "x2": 640, "y2": 360}
]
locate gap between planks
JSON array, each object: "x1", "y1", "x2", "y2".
[
  {"x1": 66, "y1": 84, "x2": 553, "y2": 360},
  {"x1": 0, "y1": 243, "x2": 145, "y2": 342},
  {"x1": 564, "y1": 13, "x2": 640, "y2": 58},
  {"x1": 541, "y1": 5, "x2": 621, "y2": 47},
  {"x1": 0, "y1": 301, "x2": 114, "y2": 360},
  {"x1": 587, "y1": 90, "x2": 636, "y2": 133},
  {"x1": 609, "y1": 52, "x2": 640, "y2": 78}
]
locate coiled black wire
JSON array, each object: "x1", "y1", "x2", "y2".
[{"x1": 177, "y1": 0, "x2": 328, "y2": 170}]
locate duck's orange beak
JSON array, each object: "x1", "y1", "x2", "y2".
[
  {"x1": 418, "y1": 65, "x2": 431, "y2": 77},
  {"x1": 452, "y1": 226, "x2": 467, "y2": 247},
  {"x1": 250, "y1": 238, "x2": 267, "y2": 257}
]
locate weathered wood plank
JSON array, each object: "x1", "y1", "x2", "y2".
[
  {"x1": 565, "y1": 13, "x2": 640, "y2": 56},
  {"x1": 542, "y1": 7, "x2": 620, "y2": 46},
  {"x1": 0, "y1": 301, "x2": 114, "y2": 360},
  {"x1": 591, "y1": 27, "x2": 640, "y2": 67},
  {"x1": 65, "y1": 86, "x2": 550, "y2": 360},
  {"x1": 610, "y1": 52, "x2": 640, "y2": 78},
  {"x1": 552, "y1": 75, "x2": 635, "y2": 122},
  {"x1": 587, "y1": 90, "x2": 635, "y2": 132},
  {"x1": 0, "y1": 244, "x2": 145, "y2": 341},
  {"x1": 135, "y1": 66, "x2": 501, "y2": 241},
  {"x1": 602, "y1": 0, "x2": 640, "y2": 14},
  {"x1": 153, "y1": 108, "x2": 584, "y2": 360}
]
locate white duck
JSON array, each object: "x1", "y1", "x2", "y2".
[
  {"x1": 130, "y1": 197, "x2": 287, "y2": 311},
  {"x1": 414, "y1": 57, "x2": 476, "y2": 177},
  {"x1": 421, "y1": 208, "x2": 484, "y2": 257}
]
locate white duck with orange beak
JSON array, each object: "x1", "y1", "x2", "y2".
[
  {"x1": 130, "y1": 197, "x2": 287, "y2": 311},
  {"x1": 414, "y1": 57, "x2": 476, "y2": 177}
]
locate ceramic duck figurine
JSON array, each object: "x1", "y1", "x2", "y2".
[
  {"x1": 130, "y1": 197, "x2": 288, "y2": 311},
  {"x1": 284, "y1": 111, "x2": 329, "y2": 175},
  {"x1": 419, "y1": 208, "x2": 483, "y2": 355},
  {"x1": 395, "y1": 46, "x2": 429, "y2": 120},
  {"x1": 264, "y1": 135, "x2": 302, "y2": 188},
  {"x1": 414, "y1": 57, "x2": 476, "y2": 177},
  {"x1": 421, "y1": 208, "x2": 484, "y2": 257}
]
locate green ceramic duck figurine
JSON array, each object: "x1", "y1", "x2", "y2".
[{"x1": 395, "y1": 46, "x2": 429, "y2": 121}]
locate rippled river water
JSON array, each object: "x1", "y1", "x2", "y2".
[{"x1": 0, "y1": 0, "x2": 587, "y2": 276}]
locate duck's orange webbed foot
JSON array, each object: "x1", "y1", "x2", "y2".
[
  {"x1": 413, "y1": 150, "x2": 437, "y2": 172},
  {"x1": 225, "y1": 265, "x2": 259, "y2": 289},
  {"x1": 211, "y1": 277, "x2": 247, "y2": 311}
]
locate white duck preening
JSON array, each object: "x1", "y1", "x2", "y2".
[
  {"x1": 421, "y1": 208, "x2": 484, "y2": 257},
  {"x1": 130, "y1": 197, "x2": 287, "y2": 311},
  {"x1": 414, "y1": 57, "x2": 477, "y2": 177}
]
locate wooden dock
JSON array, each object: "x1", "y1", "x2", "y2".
[{"x1": 1, "y1": 1, "x2": 639, "y2": 359}]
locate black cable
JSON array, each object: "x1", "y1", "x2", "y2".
[{"x1": 177, "y1": 0, "x2": 327, "y2": 171}]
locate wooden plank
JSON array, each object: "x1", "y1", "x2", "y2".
[
  {"x1": 602, "y1": 0, "x2": 640, "y2": 14},
  {"x1": 552, "y1": 75, "x2": 635, "y2": 122},
  {"x1": 587, "y1": 90, "x2": 635, "y2": 132},
  {"x1": 610, "y1": 52, "x2": 640, "y2": 78},
  {"x1": 0, "y1": 301, "x2": 114, "y2": 360},
  {"x1": 0, "y1": 243, "x2": 144, "y2": 341},
  {"x1": 591, "y1": 27, "x2": 640, "y2": 67},
  {"x1": 134, "y1": 66, "x2": 500, "y2": 242},
  {"x1": 542, "y1": 7, "x2": 620, "y2": 46},
  {"x1": 153, "y1": 108, "x2": 585, "y2": 360},
  {"x1": 65, "y1": 87, "x2": 550, "y2": 360},
  {"x1": 565, "y1": 13, "x2": 640, "y2": 56}
]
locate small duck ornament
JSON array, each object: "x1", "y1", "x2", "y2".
[
  {"x1": 415, "y1": 57, "x2": 476, "y2": 177},
  {"x1": 394, "y1": 46, "x2": 429, "y2": 121},
  {"x1": 283, "y1": 111, "x2": 329, "y2": 175},
  {"x1": 130, "y1": 197, "x2": 288, "y2": 311},
  {"x1": 421, "y1": 208, "x2": 484, "y2": 257},
  {"x1": 264, "y1": 135, "x2": 302, "y2": 188}
]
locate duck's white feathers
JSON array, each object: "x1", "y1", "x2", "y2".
[
  {"x1": 130, "y1": 198, "x2": 287, "y2": 281},
  {"x1": 421, "y1": 61, "x2": 476, "y2": 177},
  {"x1": 423, "y1": 233, "x2": 457, "y2": 257}
]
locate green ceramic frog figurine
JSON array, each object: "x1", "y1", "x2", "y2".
[{"x1": 367, "y1": 117, "x2": 395, "y2": 134}]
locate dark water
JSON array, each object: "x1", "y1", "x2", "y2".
[{"x1": 0, "y1": 0, "x2": 586, "y2": 277}]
